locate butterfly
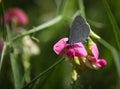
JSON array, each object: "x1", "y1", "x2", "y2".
[{"x1": 68, "y1": 16, "x2": 90, "y2": 44}]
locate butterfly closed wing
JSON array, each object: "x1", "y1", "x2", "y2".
[{"x1": 68, "y1": 16, "x2": 90, "y2": 44}]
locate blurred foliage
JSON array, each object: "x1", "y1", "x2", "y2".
[{"x1": 0, "y1": 0, "x2": 120, "y2": 89}]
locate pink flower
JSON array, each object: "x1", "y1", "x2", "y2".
[
  {"x1": 3, "y1": 8, "x2": 28, "y2": 25},
  {"x1": 88, "y1": 44, "x2": 107, "y2": 68},
  {"x1": 53, "y1": 38, "x2": 87, "y2": 59},
  {"x1": 96, "y1": 59, "x2": 107, "y2": 68},
  {"x1": 0, "y1": 40, "x2": 4, "y2": 53}
]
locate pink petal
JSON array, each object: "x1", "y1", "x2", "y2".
[
  {"x1": 66, "y1": 49, "x2": 75, "y2": 59},
  {"x1": 53, "y1": 38, "x2": 68, "y2": 55},
  {"x1": 96, "y1": 59, "x2": 107, "y2": 68},
  {"x1": 91, "y1": 44, "x2": 99, "y2": 59},
  {"x1": 88, "y1": 56, "x2": 97, "y2": 62},
  {"x1": 74, "y1": 42, "x2": 87, "y2": 59}
]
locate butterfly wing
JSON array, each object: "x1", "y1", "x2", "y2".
[{"x1": 68, "y1": 16, "x2": 90, "y2": 44}]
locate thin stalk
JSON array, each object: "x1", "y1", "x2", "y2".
[
  {"x1": 10, "y1": 53, "x2": 22, "y2": 89},
  {"x1": 56, "y1": 0, "x2": 66, "y2": 15},
  {"x1": 98, "y1": 39, "x2": 120, "y2": 88},
  {"x1": 0, "y1": 42, "x2": 7, "y2": 73},
  {"x1": 22, "y1": 56, "x2": 65, "y2": 89},
  {"x1": 78, "y1": 0, "x2": 86, "y2": 18},
  {"x1": 0, "y1": 1, "x2": 7, "y2": 72},
  {"x1": 6, "y1": 25, "x2": 22, "y2": 89},
  {"x1": 0, "y1": 0, "x2": 6, "y2": 40},
  {"x1": 102, "y1": 0, "x2": 120, "y2": 51},
  {"x1": 78, "y1": 0, "x2": 100, "y2": 40},
  {"x1": 99, "y1": 39, "x2": 120, "y2": 76},
  {"x1": 12, "y1": 16, "x2": 62, "y2": 41}
]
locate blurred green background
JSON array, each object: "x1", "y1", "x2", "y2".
[{"x1": 0, "y1": 0, "x2": 120, "y2": 89}]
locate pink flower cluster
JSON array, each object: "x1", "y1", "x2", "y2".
[
  {"x1": 86, "y1": 44, "x2": 107, "y2": 68},
  {"x1": 53, "y1": 38, "x2": 87, "y2": 59},
  {"x1": 53, "y1": 38, "x2": 107, "y2": 69},
  {"x1": 1, "y1": 8, "x2": 28, "y2": 25}
]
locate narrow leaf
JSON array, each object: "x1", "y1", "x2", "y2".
[
  {"x1": 102, "y1": 0, "x2": 120, "y2": 50},
  {"x1": 6, "y1": 25, "x2": 22, "y2": 89}
]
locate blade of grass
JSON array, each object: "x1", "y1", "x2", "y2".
[
  {"x1": 78, "y1": 0, "x2": 86, "y2": 18},
  {"x1": 87, "y1": 19, "x2": 105, "y2": 29},
  {"x1": 22, "y1": 56, "x2": 65, "y2": 89},
  {"x1": 78, "y1": 0, "x2": 100, "y2": 40},
  {"x1": 12, "y1": 15, "x2": 62, "y2": 41},
  {"x1": 6, "y1": 25, "x2": 22, "y2": 89},
  {"x1": 0, "y1": 42, "x2": 7, "y2": 73},
  {"x1": 99, "y1": 39, "x2": 120, "y2": 88},
  {"x1": 56, "y1": 0, "x2": 66, "y2": 15},
  {"x1": 102, "y1": 0, "x2": 120, "y2": 51},
  {"x1": 0, "y1": 1, "x2": 7, "y2": 71},
  {"x1": 0, "y1": 0, "x2": 6, "y2": 40},
  {"x1": 10, "y1": 53, "x2": 22, "y2": 89}
]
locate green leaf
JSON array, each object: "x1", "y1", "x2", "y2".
[
  {"x1": 78, "y1": 0, "x2": 85, "y2": 18},
  {"x1": 62, "y1": 0, "x2": 78, "y2": 17},
  {"x1": 0, "y1": 1, "x2": 6, "y2": 40},
  {"x1": 0, "y1": 42, "x2": 7, "y2": 73},
  {"x1": 56, "y1": 0, "x2": 66, "y2": 15},
  {"x1": 6, "y1": 25, "x2": 22, "y2": 89},
  {"x1": 99, "y1": 39, "x2": 120, "y2": 88},
  {"x1": 102, "y1": 0, "x2": 120, "y2": 51},
  {"x1": 10, "y1": 53, "x2": 22, "y2": 89},
  {"x1": 22, "y1": 56, "x2": 65, "y2": 89},
  {"x1": 12, "y1": 16, "x2": 62, "y2": 41}
]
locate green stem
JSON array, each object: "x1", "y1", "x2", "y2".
[
  {"x1": 56, "y1": 0, "x2": 66, "y2": 15},
  {"x1": 6, "y1": 25, "x2": 22, "y2": 89},
  {"x1": 78, "y1": 0, "x2": 86, "y2": 18},
  {"x1": 21, "y1": 53, "x2": 31, "y2": 86},
  {"x1": 102, "y1": 0, "x2": 120, "y2": 51},
  {"x1": 78, "y1": 0, "x2": 100, "y2": 40},
  {"x1": 0, "y1": 42, "x2": 7, "y2": 73},
  {"x1": 10, "y1": 53, "x2": 22, "y2": 89},
  {"x1": 0, "y1": 1, "x2": 6, "y2": 40},
  {"x1": 22, "y1": 56, "x2": 65, "y2": 89},
  {"x1": 98, "y1": 39, "x2": 120, "y2": 83},
  {"x1": 12, "y1": 16, "x2": 62, "y2": 41}
]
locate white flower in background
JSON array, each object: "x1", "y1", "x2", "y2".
[{"x1": 22, "y1": 36, "x2": 40, "y2": 55}]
